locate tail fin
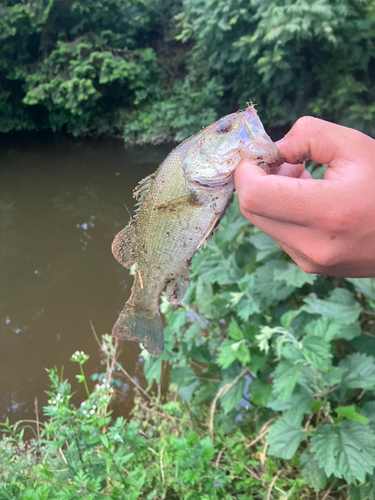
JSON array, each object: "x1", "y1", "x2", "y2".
[{"x1": 112, "y1": 306, "x2": 164, "y2": 357}]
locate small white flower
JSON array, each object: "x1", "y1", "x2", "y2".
[
  {"x1": 103, "y1": 395, "x2": 107, "y2": 400},
  {"x1": 81, "y1": 401, "x2": 86, "y2": 407},
  {"x1": 106, "y1": 384, "x2": 110, "y2": 389},
  {"x1": 90, "y1": 409, "x2": 95, "y2": 415},
  {"x1": 92, "y1": 405, "x2": 96, "y2": 409},
  {"x1": 75, "y1": 351, "x2": 80, "y2": 355}
]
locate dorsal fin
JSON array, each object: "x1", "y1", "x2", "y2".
[{"x1": 133, "y1": 173, "x2": 155, "y2": 216}]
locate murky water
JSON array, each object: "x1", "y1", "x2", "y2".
[{"x1": 0, "y1": 134, "x2": 170, "y2": 422}]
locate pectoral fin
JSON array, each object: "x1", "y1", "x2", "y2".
[
  {"x1": 153, "y1": 195, "x2": 200, "y2": 220},
  {"x1": 111, "y1": 221, "x2": 136, "y2": 269},
  {"x1": 196, "y1": 213, "x2": 221, "y2": 250}
]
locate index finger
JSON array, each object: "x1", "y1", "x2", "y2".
[{"x1": 234, "y1": 160, "x2": 338, "y2": 225}]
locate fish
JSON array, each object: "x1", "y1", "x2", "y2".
[{"x1": 111, "y1": 105, "x2": 283, "y2": 356}]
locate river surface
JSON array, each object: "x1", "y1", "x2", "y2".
[{"x1": 0, "y1": 134, "x2": 171, "y2": 422}]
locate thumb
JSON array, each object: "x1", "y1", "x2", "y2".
[{"x1": 276, "y1": 116, "x2": 373, "y2": 176}]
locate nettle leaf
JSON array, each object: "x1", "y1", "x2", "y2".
[
  {"x1": 338, "y1": 322, "x2": 361, "y2": 341},
  {"x1": 273, "y1": 360, "x2": 302, "y2": 399},
  {"x1": 302, "y1": 288, "x2": 362, "y2": 325},
  {"x1": 253, "y1": 260, "x2": 295, "y2": 306},
  {"x1": 249, "y1": 378, "x2": 272, "y2": 406},
  {"x1": 274, "y1": 262, "x2": 317, "y2": 288},
  {"x1": 229, "y1": 319, "x2": 243, "y2": 341},
  {"x1": 305, "y1": 317, "x2": 340, "y2": 342},
  {"x1": 236, "y1": 343, "x2": 251, "y2": 366},
  {"x1": 347, "y1": 278, "x2": 375, "y2": 302},
  {"x1": 300, "y1": 449, "x2": 328, "y2": 491},
  {"x1": 170, "y1": 366, "x2": 199, "y2": 403},
  {"x1": 216, "y1": 340, "x2": 238, "y2": 369},
  {"x1": 339, "y1": 353, "x2": 375, "y2": 390},
  {"x1": 267, "y1": 414, "x2": 306, "y2": 459},
  {"x1": 196, "y1": 277, "x2": 216, "y2": 319},
  {"x1": 249, "y1": 232, "x2": 281, "y2": 261},
  {"x1": 280, "y1": 309, "x2": 302, "y2": 330},
  {"x1": 142, "y1": 352, "x2": 162, "y2": 390},
  {"x1": 362, "y1": 402, "x2": 375, "y2": 433},
  {"x1": 301, "y1": 335, "x2": 332, "y2": 371},
  {"x1": 268, "y1": 387, "x2": 313, "y2": 426},
  {"x1": 310, "y1": 421, "x2": 375, "y2": 483},
  {"x1": 335, "y1": 405, "x2": 370, "y2": 425},
  {"x1": 220, "y1": 376, "x2": 246, "y2": 414},
  {"x1": 321, "y1": 366, "x2": 347, "y2": 388}
]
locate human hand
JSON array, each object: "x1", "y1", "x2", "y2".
[{"x1": 234, "y1": 116, "x2": 375, "y2": 277}]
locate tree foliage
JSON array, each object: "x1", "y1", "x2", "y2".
[{"x1": 0, "y1": 0, "x2": 374, "y2": 138}]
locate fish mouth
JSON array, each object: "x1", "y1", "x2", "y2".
[
  {"x1": 240, "y1": 109, "x2": 284, "y2": 173},
  {"x1": 189, "y1": 173, "x2": 234, "y2": 189}
]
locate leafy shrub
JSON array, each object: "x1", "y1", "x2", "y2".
[
  {"x1": 1, "y1": 337, "x2": 308, "y2": 499},
  {"x1": 143, "y1": 194, "x2": 375, "y2": 496},
  {"x1": 1, "y1": 0, "x2": 374, "y2": 138}
]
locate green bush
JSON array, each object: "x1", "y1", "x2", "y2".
[
  {"x1": 0, "y1": 337, "x2": 307, "y2": 499},
  {"x1": 143, "y1": 193, "x2": 375, "y2": 497},
  {"x1": 1, "y1": 0, "x2": 374, "y2": 138}
]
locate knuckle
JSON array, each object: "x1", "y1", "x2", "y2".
[
  {"x1": 305, "y1": 246, "x2": 339, "y2": 269},
  {"x1": 292, "y1": 116, "x2": 319, "y2": 135}
]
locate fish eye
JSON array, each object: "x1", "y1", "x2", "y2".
[{"x1": 215, "y1": 120, "x2": 232, "y2": 134}]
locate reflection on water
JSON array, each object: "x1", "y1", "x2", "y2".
[{"x1": 0, "y1": 134, "x2": 170, "y2": 421}]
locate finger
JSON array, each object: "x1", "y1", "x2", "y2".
[
  {"x1": 241, "y1": 212, "x2": 334, "y2": 274},
  {"x1": 276, "y1": 162, "x2": 305, "y2": 178},
  {"x1": 276, "y1": 116, "x2": 373, "y2": 171},
  {"x1": 234, "y1": 159, "x2": 338, "y2": 225},
  {"x1": 300, "y1": 170, "x2": 312, "y2": 179}
]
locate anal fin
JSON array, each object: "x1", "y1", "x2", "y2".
[{"x1": 165, "y1": 268, "x2": 190, "y2": 305}]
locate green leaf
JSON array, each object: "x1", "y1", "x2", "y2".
[
  {"x1": 268, "y1": 387, "x2": 313, "y2": 426},
  {"x1": 338, "y1": 322, "x2": 361, "y2": 341},
  {"x1": 236, "y1": 342, "x2": 251, "y2": 366},
  {"x1": 335, "y1": 405, "x2": 370, "y2": 425},
  {"x1": 301, "y1": 335, "x2": 332, "y2": 371},
  {"x1": 229, "y1": 319, "x2": 243, "y2": 340},
  {"x1": 249, "y1": 232, "x2": 281, "y2": 261},
  {"x1": 216, "y1": 340, "x2": 238, "y2": 369},
  {"x1": 273, "y1": 360, "x2": 302, "y2": 399},
  {"x1": 339, "y1": 353, "x2": 375, "y2": 390},
  {"x1": 100, "y1": 434, "x2": 109, "y2": 448},
  {"x1": 274, "y1": 262, "x2": 316, "y2": 287},
  {"x1": 253, "y1": 260, "x2": 295, "y2": 306},
  {"x1": 220, "y1": 376, "x2": 246, "y2": 414},
  {"x1": 347, "y1": 278, "x2": 375, "y2": 302},
  {"x1": 267, "y1": 415, "x2": 306, "y2": 459},
  {"x1": 170, "y1": 366, "x2": 196, "y2": 387},
  {"x1": 300, "y1": 449, "x2": 328, "y2": 491},
  {"x1": 302, "y1": 288, "x2": 362, "y2": 325},
  {"x1": 280, "y1": 309, "x2": 302, "y2": 329},
  {"x1": 362, "y1": 402, "x2": 375, "y2": 433},
  {"x1": 142, "y1": 353, "x2": 162, "y2": 390},
  {"x1": 310, "y1": 421, "x2": 375, "y2": 483},
  {"x1": 305, "y1": 317, "x2": 340, "y2": 342}
]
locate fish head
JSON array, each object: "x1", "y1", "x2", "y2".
[{"x1": 184, "y1": 106, "x2": 283, "y2": 189}]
